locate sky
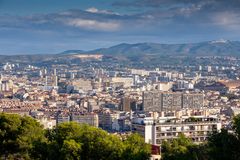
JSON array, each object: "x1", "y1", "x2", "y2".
[{"x1": 0, "y1": 0, "x2": 240, "y2": 54}]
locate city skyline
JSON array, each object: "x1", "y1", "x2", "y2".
[
  {"x1": 2, "y1": 1, "x2": 240, "y2": 159},
  {"x1": 1, "y1": 0, "x2": 240, "y2": 54}
]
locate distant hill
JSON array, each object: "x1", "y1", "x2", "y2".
[
  {"x1": 59, "y1": 50, "x2": 85, "y2": 55},
  {"x1": 1, "y1": 40, "x2": 240, "y2": 64},
  {"x1": 81, "y1": 40, "x2": 240, "y2": 56}
]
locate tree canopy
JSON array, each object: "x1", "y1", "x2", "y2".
[
  {"x1": 4, "y1": 112, "x2": 240, "y2": 160},
  {"x1": 0, "y1": 113, "x2": 46, "y2": 159},
  {"x1": 0, "y1": 113, "x2": 151, "y2": 160}
]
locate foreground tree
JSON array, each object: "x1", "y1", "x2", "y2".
[
  {"x1": 0, "y1": 113, "x2": 45, "y2": 159},
  {"x1": 161, "y1": 134, "x2": 210, "y2": 160},
  {"x1": 0, "y1": 113, "x2": 151, "y2": 160},
  {"x1": 206, "y1": 115, "x2": 240, "y2": 160},
  {"x1": 41, "y1": 122, "x2": 151, "y2": 160},
  {"x1": 207, "y1": 129, "x2": 240, "y2": 160},
  {"x1": 78, "y1": 125, "x2": 124, "y2": 160},
  {"x1": 122, "y1": 134, "x2": 151, "y2": 160},
  {"x1": 162, "y1": 134, "x2": 193, "y2": 160}
]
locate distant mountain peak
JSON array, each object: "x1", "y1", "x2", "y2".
[
  {"x1": 210, "y1": 39, "x2": 230, "y2": 44},
  {"x1": 59, "y1": 50, "x2": 85, "y2": 55}
]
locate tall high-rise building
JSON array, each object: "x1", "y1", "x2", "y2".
[
  {"x1": 120, "y1": 97, "x2": 131, "y2": 112},
  {"x1": 207, "y1": 66, "x2": 212, "y2": 72},
  {"x1": 53, "y1": 75, "x2": 58, "y2": 86},
  {"x1": 70, "y1": 72, "x2": 75, "y2": 79},
  {"x1": 39, "y1": 70, "x2": 43, "y2": 78},
  {"x1": 43, "y1": 68, "x2": 47, "y2": 75},
  {"x1": 143, "y1": 91, "x2": 162, "y2": 112},
  {"x1": 182, "y1": 93, "x2": 204, "y2": 109},
  {"x1": 162, "y1": 92, "x2": 182, "y2": 111},
  {"x1": 143, "y1": 91, "x2": 204, "y2": 112},
  {"x1": 53, "y1": 68, "x2": 57, "y2": 76}
]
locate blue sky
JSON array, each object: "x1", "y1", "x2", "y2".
[{"x1": 0, "y1": 0, "x2": 240, "y2": 54}]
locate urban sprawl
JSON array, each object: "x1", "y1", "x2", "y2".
[{"x1": 1, "y1": 55, "x2": 240, "y2": 159}]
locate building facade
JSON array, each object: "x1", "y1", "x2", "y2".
[
  {"x1": 71, "y1": 113, "x2": 99, "y2": 127},
  {"x1": 132, "y1": 113, "x2": 221, "y2": 145},
  {"x1": 143, "y1": 91, "x2": 204, "y2": 112}
]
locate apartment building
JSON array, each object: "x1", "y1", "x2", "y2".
[
  {"x1": 71, "y1": 113, "x2": 99, "y2": 127},
  {"x1": 98, "y1": 111, "x2": 120, "y2": 131},
  {"x1": 132, "y1": 111, "x2": 221, "y2": 145},
  {"x1": 143, "y1": 91, "x2": 204, "y2": 112}
]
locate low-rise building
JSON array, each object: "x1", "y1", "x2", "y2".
[{"x1": 71, "y1": 113, "x2": 99, "y2": 127}]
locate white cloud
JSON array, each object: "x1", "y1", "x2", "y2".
[
  {"x1": 86, "y1": 7, "x2": 120, "y2": 15},
  {"x1": 179, "y1": 4, "x2": 202, "y2": 16},
  {"x1": 66, "y1": 18, "x2": 120, "y2": 31},
  {"x1": 86, "y1": 7, "x2": 99, "y2": 13}
]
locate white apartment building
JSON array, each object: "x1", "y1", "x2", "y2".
[{"x1": 132, "y1": 112, "x2": 221, "y2": 145}]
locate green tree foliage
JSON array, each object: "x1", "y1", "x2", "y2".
[
  {"x1": 60, "y1": 139, "x2": 82, "y2": 160},
  {"x1": 122, "y1": 134, "x2": 151, "y2": 160},
  {"x1": 162, "y1": 134, "x2": 201, "y2": 160},
  {"x1": 0, "y1": 113, "x2": 151, "y2": 160},
  {"x1": 5, "y1": 112, "x2": 240, "y2": 160},
  {"x1": 45, "y1": 122, "x2": 150, "y2": 160},
  {"x1": 207, "y1": 129, "x2": 240, "y2": 160},
  {"x1": 46, "y1": 122, "x2": 125, "y2": 160},
  {"x1": 0, "y1": 113, "x2": 46, "y2": 159},
  {"x1": 205, "y1": 115, "x2": 240, "y2": 160}
]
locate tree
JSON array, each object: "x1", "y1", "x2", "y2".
[
  {"x1": 41, "y1": 122, "x2": 83, "y2": 160},
  {"x1": 207, "y1": 129, "x2": 240, "y2": 160},
  {"x1": 46, "y1": 122, "x2": 151, "y2": 160},
  {"x1": 161, "y1": 134, "x2": 208, "y2": 160},
  {"x1": 0, "y1": 114, "x2": 151, "y2": 160},
  {"x1": 205, "y1": 115, "x2": 240, "y2": 160},
  {"x1": 45, "y1": 122, "x2": 125, "y2": 160},
  {"x1": 60, "y1": 139, "x2": 82, "y2": 160},
  {"x1": 76, "y1": 124, "x2": 124, "y2": 160},
  {"x1": 122, "y1": 134, "x2": 151, "y2": 160},
  {"x1": 0, "y1": 113, "x2": 45, "y2": 159}
]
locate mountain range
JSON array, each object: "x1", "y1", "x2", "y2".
[
  {"x1": 61, "y1": 40, "x2": 240, "y2": 57},
  {"x1": 1, "y1": 40, "x2": 240, "y2": 64}
]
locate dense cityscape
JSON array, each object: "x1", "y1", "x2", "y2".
[
  {"x1": 1, "y1": 54, "x2": 240, "y2": 159},
  {"x1": 1, "y1": 0, "x2": 240, "y2": 160}
]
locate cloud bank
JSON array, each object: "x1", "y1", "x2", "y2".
[{"x1": 0, "y1": 0, "x2": 240, "y2": 54}]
